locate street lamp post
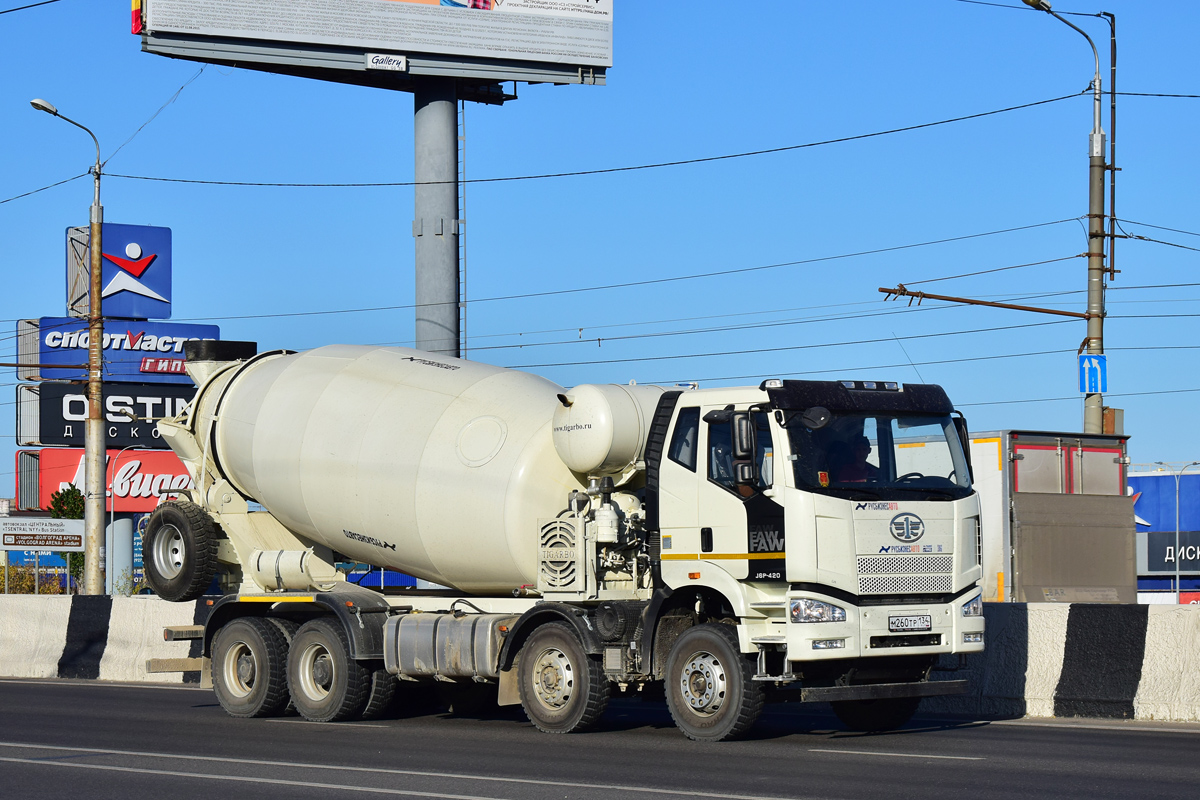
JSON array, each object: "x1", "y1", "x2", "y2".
[
  {"x1": 30, "y1": 98, "x2": 107, "y2": 596},
  {"x1": 1155, "y1": 461, "x2": 1200, "y2": 605},
  {"x1": 1022, "y1": 1, "x2": 1107, "y2": 435}
]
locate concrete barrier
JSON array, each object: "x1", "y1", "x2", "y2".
[{"x1": 3, "y1": 596, "x2": 1200, "y2": 722}]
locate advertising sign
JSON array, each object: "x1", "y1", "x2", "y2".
[
  {"x1": 17, "y1": 383, "x2": 194, "y2": 449},
  {"x1": 67, "y1": 223, "x2": 173, "y2": 320},
  {"x1": 22, "y1": 317, "x2": 218, "y2": 384},
  {"x1": 0, "y1": 518, "x2": 85, "y2": 552},
  {"x1": 22, "y1": 448, "x2": 195, "y2": 513},
  {"x1": 1130, "y1": 472, "x2": 1200, "y2": 574},
  {"x1": 144, "y1": 0, "x2": 612, "y2": 67}
]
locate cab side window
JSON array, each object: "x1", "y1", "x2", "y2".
[
  {"x1": 667, "y1": 407, "x2": 700, "y2": 472},
  {"x1": 708, "y1": 418, "x2": 737, "y2": 490}
]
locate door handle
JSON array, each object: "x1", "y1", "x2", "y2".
[{"x1": 700, "y1": 527, "x2": 713, "y2": 553}]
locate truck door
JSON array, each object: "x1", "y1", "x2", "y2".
[
  {"x1": 697, "y1": 409, "x2": 784, "y2": 581},
  {"x1": 658, "y1": 406, "x2": 701, "y2": 557}
]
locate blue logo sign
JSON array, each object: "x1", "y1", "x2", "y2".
[
  {"x1": 1078, "y1": 354, "x2": 1108, "y2": 394},
  {"x1": 68, "y1": 223, "x2": 173, "y2": 319},
  {"x1": 890, "y1": 512, "x2": 925, "y2": 543},
  {"x1": 33, "y1": 317, "x2": 219, "y2": 385}
]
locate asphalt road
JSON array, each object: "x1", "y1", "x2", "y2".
[{"x1": 2, "y1": 678, "x2": 1197, "y2": 800}]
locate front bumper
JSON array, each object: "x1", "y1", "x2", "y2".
[{"x1": 775, "y1": 589, "x2": 986, "y2": 662}]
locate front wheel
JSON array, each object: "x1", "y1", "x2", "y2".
[
  {"x1": 664, "y1": 623, "x2": 763, "y2": 742},
  {"x1": 287, "y1": 618, "x2": 371, "y2": 722},
  {"x1": 831, "y1": 697, "x2": 921, "y2": 732},
  {"x1": 517, "y1": 622, "x2": 609, "y2": 733}
]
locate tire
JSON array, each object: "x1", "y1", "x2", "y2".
[
  {"x1": 664, "y1": 623, "x2": 763, "y2": 742},
  {"x1": 517, "y1": 622, "x2": 610, "y2": 734},
  {"x1": 143, "y1": 500, "x2": 220, "y2": 602},
  {"x1": 211, "y1": 618, "x2": 291, "y2": 718},
  {"x1": 360, "y1": 663, "x2": 398, "y2": 720},
  {"x1": 287, "y1": 618, "x2": 371, "y2": 722},
  {"x1": 831, "y1": 697, "x2": 921, "y2": 732}
]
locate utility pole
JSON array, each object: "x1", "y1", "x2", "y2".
[
  {"x1": 31, "y1": 99, "x2": 107, "y2": 595},
  {"x1": 1024, "y1": 0, "x2": 1106, "y2": 434}
]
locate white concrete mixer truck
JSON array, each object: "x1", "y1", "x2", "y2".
[{"x1": 144, "y1": 340, "x2": 984, "y2": 741}]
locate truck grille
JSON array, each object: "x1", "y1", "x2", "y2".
[
  {"x1": 857, "y1": 555, "x2": 953, "y2": 574},
  {"x1": 857, "y1": 554, "x2": 953, "y2": 595}
]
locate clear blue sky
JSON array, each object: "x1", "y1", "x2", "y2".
[{"x1": 2, "y1": 1, "x2": 1198, "y2": 499}]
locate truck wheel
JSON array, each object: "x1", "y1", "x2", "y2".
[
  {"x1": 831, "y1": 697, "x2": 921, "y2": 732},
  {"x1": 664, "y1": 623, "x2": 763, "y2": 742},
  {"x1": 211, "y1": 618, "x2": 291, "y2": 718},
  {"x1": 517, "y1": 622, "x2": 609, "y2": 734},
  {"x1": 360, "y1": 663, "x2": 398, "y2": 720},
  {"x1": 287, "y1": 618, "x2": 370, "y2": 722},
  {"x1": 143, "y1": 500, "x2": 219, "y2": 602}
]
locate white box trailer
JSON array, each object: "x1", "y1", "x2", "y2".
[{"x1": 966, "y1": 431, "x2": 1134, "y2": 603}]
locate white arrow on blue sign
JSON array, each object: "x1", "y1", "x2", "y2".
[{"x1": 1078, "y1": 354, "x2": 1108, "y2": 393}]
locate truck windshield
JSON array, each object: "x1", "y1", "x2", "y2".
[{"x1": 783, "y1": 412, "x2": 972, "y2": 500}]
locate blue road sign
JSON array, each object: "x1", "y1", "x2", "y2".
[
  {"x1": 1078, "y1": 354, "x2": 1108, "y2": 393},
  {"x1": 32, "y1": 317, "x2": 219, "y2": 384}
]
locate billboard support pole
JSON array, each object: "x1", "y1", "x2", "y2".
[{"x1": 413, "y1": 77, "x2": 460, "y2": 357}]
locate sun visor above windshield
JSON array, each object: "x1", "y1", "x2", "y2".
[{"x1": 765, "y1": 380, "x2": 954, "y2": 415}]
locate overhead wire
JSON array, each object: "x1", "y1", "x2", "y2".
[{"x1": 97, "y1": 94, "x2": 1083, "y2": 189}]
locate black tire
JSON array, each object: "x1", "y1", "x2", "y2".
[
  {"x1": 360, "y1": 663, "x2": 399, "y2": 720},
  {"x1": 664, "y1": 623, "x2": 763, "y2": 742},
  {"x1": 517, "y1": 622, "x2": 609, "y2": 734},
  {"x1": 143, "y1": 500, "x2": 219, "y2": 602},
  {"x1": 211, "y1": 618, "x2": 291, "y2": 718},
  {"x1": 831, "y1": 697, "x2": 921, "y2": 732},
  {"x1": 287, "y1": 618, "x2": 371, "y2": 722},
  {"x1": 266, "y1": 618, "x2": 300, "y2": 715}
]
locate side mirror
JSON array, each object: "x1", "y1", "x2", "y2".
[
  {"x1": 952, "y1": 412, "x2": 974, "y2": 483},
  {"x1": 734, "y1": 461, "x2": 757, "y2": 486},
  {"x1": 732, "y1": 412, "x2": 754, "y2": 459}
]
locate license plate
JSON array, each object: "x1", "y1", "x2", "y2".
[{"x1": 888, "y1": 614, "x2": 932, "y2": 632}]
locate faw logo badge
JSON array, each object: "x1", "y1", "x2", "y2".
[{"x1": 890, "y1": 512, "x2": 925, "y2": 543}]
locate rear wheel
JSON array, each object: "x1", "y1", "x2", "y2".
[
  {"x1": 831, "y1": 697, "x2": 921, "y2": 732},
  {"x1": 664, "y1": 623, "x2": 763, "y2": 742},
  {"x1": 143, "y1": 500, "x2": 220, "y2": 602},
  {"x1": 211, "y1": 618, "x2": 291, "y2": 718},
  {"x1": 517, "y1": 622, "x2": 609, "y2": 733},
  {"x1": 360, "y1": 663, "x2": 399, "y2": 720},
  {"x1": 287, "y1": 618, "x2": 370, "y2": 722}
]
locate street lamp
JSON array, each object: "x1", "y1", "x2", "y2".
[
  {"x1": 1021, "y1": 0, "x2": 1107, "y2": 435},
  {"x1": 1155, "y1": 461, "x2": 1200, "y2": 605},
  {"x1": 31, "y1": 98, "x2": 107, "y2": 596}
]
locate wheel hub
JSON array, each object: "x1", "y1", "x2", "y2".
[
  {"x1": 236, "y1": 653, "x2": 256, "y2": 685},
  {"x1": 531, "y1": 646, "x2": 574, "y2": 710},
  {"x1": 222, "y1": 641, "x2": 256, "y2": 698},
  {"x1": 312, "y1": 654, "x2": 333, "y2": 689},
  {"x1": 680, "y1": 652, "x2": 727, "y2": 716},
  {"x1": 153, "y1": 524, "x2": 186, "y2": 580}
]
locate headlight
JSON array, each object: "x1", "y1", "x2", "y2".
[
  {"x1": 962, "y1": 594, "x2": 983, "y2": 617},
  {"x1": 790, "y1": 598, "x2": 846, "y2": 623}
]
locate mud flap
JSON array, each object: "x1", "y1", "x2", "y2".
[{"x1": 497, "y1": 667, "x2": 520, "y2": 706}]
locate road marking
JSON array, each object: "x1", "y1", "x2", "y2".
[
  {"x1": 0, "y1": 756, "x2": 505, "y2": 800},
  {"x1": 0, "y1": 742, "x2": 818, "y2": 800},
  {"x1": 809, "y1": 748, "x2": 983, "y2": 761}
]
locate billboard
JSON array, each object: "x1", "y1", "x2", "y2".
[
  {"x1": 18, "y1": 448, "x2": 195, "y2": 513},
  {"x1": 16, "y1": 382, "x2": 195, "y2": 449},
  {"x1": 145, "y1": 0, "x2": 611, "y2": 66},
  {"x1": 19, "y1": 317, "x2": 218, "y2": 384},
  {"x1": 0, "y1": 518, "x2": 85, "y2": 552},
  {"x1": 1130, "y1": 471, "x2": 1200, "y2": 574},
  {"x1": 67, "y1": 223, "x2": 173, "y2": 320}
]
